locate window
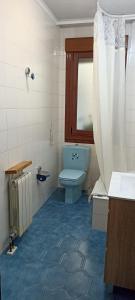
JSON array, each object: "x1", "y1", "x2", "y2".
[{"x1": 65, "y1": 37, "x2": 94, "y2": 144}]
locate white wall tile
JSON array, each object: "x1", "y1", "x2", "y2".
[
  {"x1": 0, "y1": 0, "x2": 60, "y2": 252},
  {"x1": 7, "y1": 129, "x2": 19, "y2": 149},
  {"x1": 7, "y1": 109, "x2": 18, "y2": 129},
  {"x1": 0, "y1": 151, "x2": 9, "y2": 172},
  {"x1": 0, "y1": 131, "x2": 8, "y2": 153},
  {"x1": 0, "y1": 110, "x2": 7, "y2": 131}
]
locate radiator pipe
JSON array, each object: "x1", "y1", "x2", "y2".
[{"x1": 8, "y1": 232, "x2": 16, "y2": 253}]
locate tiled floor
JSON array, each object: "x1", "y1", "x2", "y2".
[{"x1": 0, "y1": 189, "x2": 135, "y2": 300}]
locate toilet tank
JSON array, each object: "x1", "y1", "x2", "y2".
[{"x1": 63, "y1": 145, "x2": 90, "y2": 171}]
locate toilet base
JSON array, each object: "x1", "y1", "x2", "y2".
[{"x1": 65, "y1": 186, "x2": 82, "y2": 204}]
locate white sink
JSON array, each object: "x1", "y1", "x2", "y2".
[{"x1": 108, "y1": 172, "x2": 135, "y2": 200}]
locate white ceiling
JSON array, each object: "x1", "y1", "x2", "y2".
[
  {"x1": 100, "y1": 0, "x2": 135, "y2": 15},
  {"x1": 44, "y1": 0, "x2": 97, "y2": 23},
  {"x1": 43, "y1": 0, "x2": 135, "y2": 25}
]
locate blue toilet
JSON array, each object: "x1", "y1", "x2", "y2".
[{"x1": 59, "y1": 145, "x2": 90, "y2": 204}]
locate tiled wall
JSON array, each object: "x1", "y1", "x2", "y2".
[
  {"x1": 58, "y1": 25, "x2": 100, "y2": 192},
  {"x1": 0, "y1": 0, "x2": 60, "y2": 251}
]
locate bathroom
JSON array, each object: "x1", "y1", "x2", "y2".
[{"x1": 0, "y1": 0, "x2": 135, "y2": 299}]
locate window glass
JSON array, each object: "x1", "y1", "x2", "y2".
[{"x1": 77, "y1": 58, "x2": 93, "y2": 131}]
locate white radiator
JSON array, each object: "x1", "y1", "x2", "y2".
[{"x1": 9, "y1": 172, "x2": 32, "y2": 237}]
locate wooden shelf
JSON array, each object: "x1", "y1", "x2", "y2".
[{"x1": 5, "y1": 160, "x2": 32, "y2": 175}]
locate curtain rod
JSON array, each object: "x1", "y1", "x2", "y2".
[{"x1": 97, "y1": 2, "x2": 135, "y2": 21}]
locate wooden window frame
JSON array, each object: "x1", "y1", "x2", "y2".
[
  {"x1": 64, "y1": 36, "x2": 128, "y2": 144},
  {"x1": 65, "y1": 37, "x2": 94, "y2": 144}
]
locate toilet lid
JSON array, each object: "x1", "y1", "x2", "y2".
[{"x1": 59, "y1": 169, "x2": 85, "y2": 181}]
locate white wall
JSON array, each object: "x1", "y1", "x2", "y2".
[
  {"x1": 58, "y1": 25, "x2": 100, "y2": 192},
  {"x1": 0, "y1": 0, "x2": 60, "y2": 251}
]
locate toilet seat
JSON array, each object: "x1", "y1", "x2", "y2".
[{"x1": 59, "y1": 169, "x2": 86, "y2": 186}]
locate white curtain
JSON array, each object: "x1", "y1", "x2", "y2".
[
  {"x1": 126, "y1": 21, "x2": 135, "y2": 171},
  {"x1": 93, "y1": 8, "x2": 127, "y2": 190}
]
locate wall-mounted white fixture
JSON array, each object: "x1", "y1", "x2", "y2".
[{"x1": 25, "y1": 67, "x2": 35, "y2": 80}]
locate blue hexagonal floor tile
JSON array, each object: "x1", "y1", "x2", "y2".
[
  {"x1": 41, "y1": 265, "x2": 68, "y2": 290},
  {"x1": 65, "y1": 271, "x2": 92, "y2": 298},
  {"x1": 60, "y1": 251, "x2": 84, "y2": 273},
  {"x1": 43, "y1": 288, "x2": 73, "y2": 300}
]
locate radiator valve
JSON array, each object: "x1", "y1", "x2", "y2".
[{"x1": 7, "y1": 232, "x2": 17, "y2": 255}]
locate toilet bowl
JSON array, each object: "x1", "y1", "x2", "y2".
[{"x1": 59, "y1": 145, "x2": 90, "y2": 204}]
